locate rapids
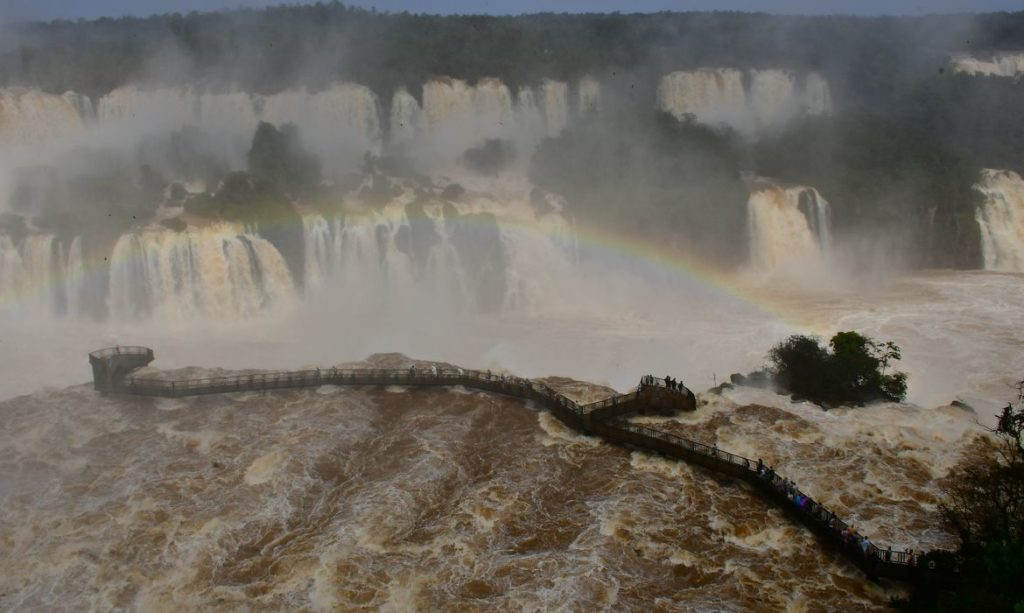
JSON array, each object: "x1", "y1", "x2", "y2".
[{"x1": 0, "y1": 352, "x2": 970, "y2": 610}]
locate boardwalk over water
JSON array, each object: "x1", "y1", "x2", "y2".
[{"x1": 89, "y1": 346, "x2": 942, "y2": 583}]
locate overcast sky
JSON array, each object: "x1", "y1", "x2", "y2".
[{"x1": 3, "y1": 0, "x2": 1022, "y2": 23}]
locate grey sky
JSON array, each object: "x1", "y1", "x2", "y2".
[{"x1": 3, "y1": 0, "x2": 1023, "y2": 23}]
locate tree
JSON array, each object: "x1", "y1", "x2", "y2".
[
  {"x1": 768, "y1": 331, "x2": 908, "y2": 406},
  {"x1": 898, "y1": 381, "x2": 1024, "y2": 611},
  {"x1": 246, "y1": 122, "x2": 321, "y2": 196}
]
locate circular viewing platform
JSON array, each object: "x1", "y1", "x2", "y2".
[{"x1": 88, "y1": 346, "x2": 155, "y2": 391}]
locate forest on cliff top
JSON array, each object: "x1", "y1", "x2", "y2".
[{"x1": 2, "y1": 4, "x2": 1024, "y2": 103}]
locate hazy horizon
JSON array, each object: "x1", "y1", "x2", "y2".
[{"x1": 3, "y1": 0, "x2": 1023, "y2": 24}]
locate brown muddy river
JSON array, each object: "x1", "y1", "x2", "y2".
[{"x1": 0, "y1": 353, "x2": 975, "y2": 611}]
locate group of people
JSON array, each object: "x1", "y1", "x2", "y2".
[
  {"x1": 407, "y1": 365, "x2": 467, "y2": 378},
  {"x1": 753, "y1": 459, "x2": 924, "y2": 566},
  {"x1": 638, "y1": 374, "x2": 686, "y2": 392}
]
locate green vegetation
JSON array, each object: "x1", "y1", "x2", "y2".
[
  {"x1": 897, "y1": 382, "x2": 1024, "y2": 611},
  {"x1": 768, "y1": 331, "x2": 907, "y2": 406},
  {"x1": 530, "y1": 111, "x2": 749, "y2": 265}
]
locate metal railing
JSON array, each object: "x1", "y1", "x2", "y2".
[
  {"x1": 120, "y1": 367, "x2": 588, "y2": 417},
  {"x1": 602, "y1": 419, "x2": 917, "y2": 569},
  {"x1": 89, "y1": 346, "x2": 153, "y2": 360}
]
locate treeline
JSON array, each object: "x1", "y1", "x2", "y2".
[{"x1": 2, "y1": 2, "x2": 1024, "y2": 107}]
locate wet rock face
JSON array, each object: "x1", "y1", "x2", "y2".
[
  {"x1": 396, "y1": 200, "x2": 441, "y2": 275},
  {"x1": 447, "y1": 211, "x2": 507, "y2": 312}
]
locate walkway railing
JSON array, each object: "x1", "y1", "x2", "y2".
[
  {"x1": 91, "y1": 347, "x2": 933, "y2": 581},
  {"x1": 88, "y1": 346, "x2": 153, "y2": 359}
]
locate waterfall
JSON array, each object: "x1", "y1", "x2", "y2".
[
  {"x1": 0, "y1": 88, "x2": 90, "y2": 146},
  {"x1": 0, "y1": 236, "x2": 26, "y2": 309},
  {"x1": 0, "y1": 178, "x2": 580, "y2": 321},
  {"x1": 389, "y1": 87, "x2": 423, "y2": 145},
  {"x1": 5, "y1": 78, "x2": 574, "y2": 171},
  {"x1": 107, "y1": 224, "x2": 296, "y2": 321},
  {"x1": 748, "y1": 69, "x2": 797, "y2": 129},
  {"x1": 0, "y1": 233, "x2": 85, "y2": 316},
  {"x1": 657, "y1": 69, "x2": 748, "y2": 128},
  {"x1": 747, "y1": 182, "x2": 831, "y2": 270},
  {"x1": 64, "y1": 237, "x2": 85, "y2": 318},
  {"x1": 657, "y1": 69, "x2": 831, "y2": 133},
  {"x1": 975, "y1": 169, "x2": 1024, "y2": 272},
  {"x1": 952, "y1": 53, "x2": 1024, "y2": 77},
  {"x1": 396, "y1": 77, "x2": 567, "y2": 166},
  {"x1": 540, "y1": 80, "x2": 569, "y2": 137},
  {"x1": 299, "y1": 209, "x2": 424, "y2": 312},
  {"x1": 515, "y1": 87, "x2": 546, "y2": 138},
  {"x1": 261, "y1": 84, "x2": 383, "y2": 165},
  {"x1": 298, "y1": 178, "x2": 578, "y2": 315},
  {"x1": 577, "y1": 77, "x2": 601, "y2": 115},
  {"x1": 94, "y1": 84, "x2": 383, "y2": 169},
  {"x1": 804, "y1": 72, "x2": 833, "y2": 115}
]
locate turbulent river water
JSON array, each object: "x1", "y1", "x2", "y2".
[{"x1": 1, "y1": 267, "x2": 1020, "y2": 610}]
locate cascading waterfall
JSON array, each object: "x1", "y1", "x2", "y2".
[
  {"x1": 0, "y1": 88, "x2": 91, "y2": 146},
  {"x1": 747, "y1": 182, "x2": 831, "y2": 270},
  {"x1": 804, "y1": 72, "x2": 833, "y2": 116},
  {"x1": 657, "y1": 69, "x2": 748, "y2": 127},
  {"x1": 4, "y1": 76, "x2": 576, "y2": 159},
  {"x1": 63, "y1": 237, "x2": 85, "y2": 318},
  {"x1": 975, "y1": 169, "x2": 1024, "y2": 272},
  {"x1": 0, "y1": 233, "x2": 83, "y2": 316},
  {"x1": 515, "y1": 88, "x2": 547, "y2": 137},
  {"x1": 657, "y1": 69, "x2": 831, "y2": 133},
  {"x1": 299, "y1": 178, "x2": 579, "y2": 316},
  {"x1": 951, "y1": 53, "x2": 1024, "y2": 77},
  {"x1": 0, "y1": 236, "x2": 26, "y2": 308},
  {"x1": 107, "y1": 224, "x2": 296, "y2": 321},
  {"x1": 391, "y1": 77, "x2": 570, "y2": 166},
  {"x1": 540, "y1": 80, "x2": 569, "y2": 137},
  {"x1": 261, "y1": 84, "x2": 382, "y2": 164},
  {"x1": 301, "y1": 211, "x2": 415, "y2": 306},
  {"x1": 389, "y1": 87, "x2": 423, "y2": 145},
  {"x1": 0, "y1": 177, "x2": 580, "y2": 322},
  {"x1": 96, "y1": 84, "x2": 382, "y2": 168},
  {"x1": 577, "y1": 77, "x2": 601, "y2": 115},
  {"x1": 748, "y1": 69, "x2": 797, "y2": 128}
]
